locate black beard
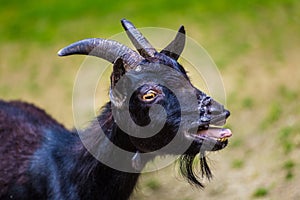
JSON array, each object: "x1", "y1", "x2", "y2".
[{"x1": 178, "y1": 152, "x2": 213, "y2": 187}]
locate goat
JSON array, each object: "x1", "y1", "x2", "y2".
[{"x1": 0, "y1": 19, "x2": 232, "y2": 200}]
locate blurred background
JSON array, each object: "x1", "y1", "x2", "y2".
[{"x1": 1, "y1": 0, "x2": 299, "y2": 199}]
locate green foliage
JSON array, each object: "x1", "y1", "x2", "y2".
[
  {"x1": 267, "y1": 103, "x2": 282, "y2": 124},
  {"x1": 283, "y1": 159, "x2": 296, "y2": 181},
  {"x1": 285, "y1": 170, "x2": 294, "y2": 180},
  {"x1": 260, "y1": 102, "x2": 282, "y2": 130},
  {"x1": 242, "y1": 97, "x2": 254, "y2": 109},
  {"x1": 1, "y1": 0, "x2": 299, "y2": 46},
  {"x1": 283, "y1": 159, "x2": 295, "y2": 170},
  {"x1": 230, "y1": 138, "x2": 243, "y2": 148},
  {"x1": 231, "y1": 159, "x2": 244, "y2": 169},
  {"x1": 278, "y1": 85, "x2": 298, "y2": 102},
  {"x1": 278, "y1": 126, "x2": 295, "y2": 154},
  {"x1": 253, "y1": 187, "x2": 269, "y2": 198},
  {"x1": 145, "y1": 179, "x2": 161, "y2": 191}
]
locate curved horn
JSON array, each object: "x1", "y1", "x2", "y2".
[
  {"x1": 121, "y1": 19, "x2": 157, "y2": 58},
  {"x1": 160, "y1": 25, "x2": 186, "y2": 61},
  {"x1": 58, "y1": 38, "x2": 143, "y2": 67}
]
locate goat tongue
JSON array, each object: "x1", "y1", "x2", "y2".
[{"x1": 198, "y1": 128, "x2": 232, "y2": 139}]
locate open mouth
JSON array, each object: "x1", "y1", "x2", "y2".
[
  {"x1": 185, "y1": 118, "x2": 232, "y2": 151},
  {"x1": 193, "y1": 126, "x2": 232, "y2": 144}
]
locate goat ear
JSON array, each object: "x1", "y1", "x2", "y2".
[
  {"x1": 160, "y1": 25, "x2": 186, "y2": 61},
  {"x1": 111, "y1": 58, "x2": 126, "y2": 87}
]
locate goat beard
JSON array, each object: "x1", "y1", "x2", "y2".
[{"x1": 178, "y1": 151, "x2": 212, "y2": 188}]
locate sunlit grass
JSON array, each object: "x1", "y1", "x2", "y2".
[
  {"x1": 278, "y1": 85, "x2": 298, "y2": 102},
  {"x1": 278, "y1": 126, "x2": 296, "y2": 155},
  {"x1": 145, "y1": 179, "x2": 161, "y2": 191},
  {"x1": 231, "y1": 159, "x2": 245, "y2": 169},
  {"x1": 253, "y1": 187, "x2": 269, "y2": 198},
  {"x1": 260, "y1": 102, "x2": 282, "y2": 130},
  {"x1": 241, "y1": 97, "x2": 254, "y2": 109},
  {"x1": 283, "y1": 160, "x2": 295, "y2": 181}
]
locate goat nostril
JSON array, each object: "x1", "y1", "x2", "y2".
[{"x1": 225, "y1": 110, "x2": 230, "y2": 118}]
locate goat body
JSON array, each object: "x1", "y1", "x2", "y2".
[
  {"x1": 0, "y1": 101, "x2": 141, "y2": 199},
  {"x1": 0, "y1": 19, "x2": 232, "y2": 200}
]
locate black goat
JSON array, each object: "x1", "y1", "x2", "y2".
[{"x1": 0, "y1": 19, "x2": 232, "y2": 200}]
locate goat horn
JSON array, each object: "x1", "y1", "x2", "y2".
[
  {"x1": 58, "y1": 38, "x2": 143, "y2": 67},
  {"x1": 121, "y1": 19, "x2": 157, "y2": 58},
  {"x1": 160, "y1": 25, "x2": 186, "y2": 61}
]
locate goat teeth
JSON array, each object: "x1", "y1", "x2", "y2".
[{"x1": 217, "y1": 137, "x2": 228, "y2": 142}]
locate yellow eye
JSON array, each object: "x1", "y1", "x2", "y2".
[{"x1": 142, "y1": 90, "x2": 157, "y2": 101}]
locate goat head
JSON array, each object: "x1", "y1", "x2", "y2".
[{"x1": 58, "y1": 19, "x2": 232, "y2": 187}]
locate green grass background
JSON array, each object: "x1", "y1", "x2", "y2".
[{"x1": 1, "y1": 0, "x2": 300, "y2": 199}]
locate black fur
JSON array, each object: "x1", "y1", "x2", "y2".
[{"x1": 1, "y1": 102, "x2": 144, "y2": 200}]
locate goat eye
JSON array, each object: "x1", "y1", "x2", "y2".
[{"x1": 142, "y1": 90, "x2": 157, "y2": 101}]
